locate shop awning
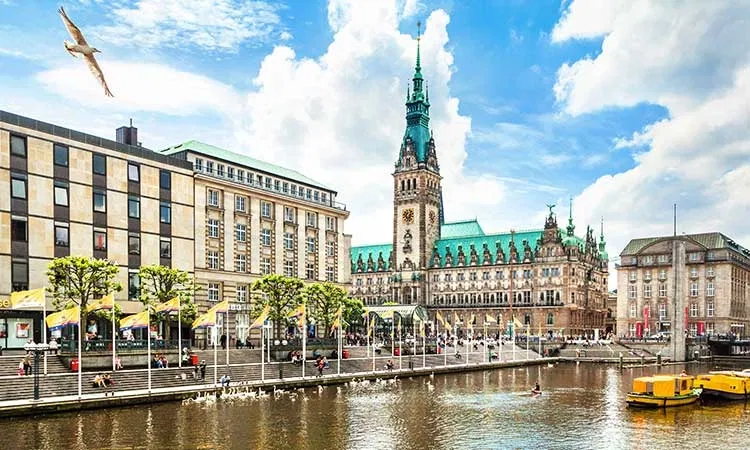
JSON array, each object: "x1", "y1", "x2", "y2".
[{"x1": 365, "y1": 305, "x2": 428, "y2": 322}]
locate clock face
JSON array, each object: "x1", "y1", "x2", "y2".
[
  {"x1": 402, "y1": 208, "x2": 415, "y2": 224},
  {"x1": 429, "y1": 210, "x2": 437, "y2": 225}
]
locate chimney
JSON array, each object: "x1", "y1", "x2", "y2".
[{"x1": 116, "y1": 118, "x2": 138, "y2": 146}]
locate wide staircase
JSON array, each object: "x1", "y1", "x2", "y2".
[{"x1": 557, "y1": 342, "x2": 649, "y2": 358}]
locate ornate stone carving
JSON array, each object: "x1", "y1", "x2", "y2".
[
  {"x1": 469, "y1": 244, "x2": 479, "y2": 266},
  {"x1": 457, "y1": 245, "x2": 466, "y2": 266},
  {"x1": 376, "y1": 252, "x2": 386, "y2": 271}
]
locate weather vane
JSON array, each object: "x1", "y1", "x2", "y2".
[
  {"x1": 417, "y1": 21, "x2": 421, "y2": 38},
  {"x1": 546, "y1": 203, "x2": 556, "y2": 216}
]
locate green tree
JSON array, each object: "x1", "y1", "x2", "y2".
[
  {"x1": 46, "y1": 256, "x2": 122, "y2": 338},
  {"x1": 303, "y1": 282, "x2": 362, "y2": 337},
  {"x1": 250, "y1": 274, "x2": 304, "y2": 338},
  {"x1": 137, "y1": 265, "x2": 199, "y2": 340}
]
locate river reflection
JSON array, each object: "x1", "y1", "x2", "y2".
[{"x1": 1, "y1": 364, "x2": 747, "y2": 449}]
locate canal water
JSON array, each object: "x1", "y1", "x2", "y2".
[{"x1": 1, "y1": 363, "x2": 746, "y2": 449}]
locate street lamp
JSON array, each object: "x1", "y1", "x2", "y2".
[{"x1": 30, "y1": 342, "x2": 54, "y2": 401}]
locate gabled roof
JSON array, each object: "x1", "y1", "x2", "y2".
[
  {"x1": 350, "y1": 243, "x2": 393, "y2": 271},
  {"x1": 161, "y1": 140, "x2": 331, "y2": 191},
  {"x1": 620, "y1": 232, "x2": 749, "y2": 256},
  {"x1": 440, "y1": 219, "x2": 485, "y2": 239},
  {"x1": 431, "y1": 229, "x2": 543, "y2": 268}
]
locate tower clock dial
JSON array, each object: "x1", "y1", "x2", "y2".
[{"x1": 402, "y1": 208, "x2": 415, "y2": 224}]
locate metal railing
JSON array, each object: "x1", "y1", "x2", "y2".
[{"x1": 59, "y1": 339, "x2": 192, "y2": 353}]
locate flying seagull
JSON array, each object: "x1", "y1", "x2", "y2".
[{"x1": 58, "y1": 6, "x2": 113, "y2": 97}]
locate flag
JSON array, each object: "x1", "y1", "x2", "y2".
[
  {"x1": 484, "y1": 313, "x2": 496, "y2": 324},
  {"x1": 513, "y1": 316, "x2": 524, "y2": 329},
  {"x1": 288, "y1": 303, "x2": 305, "y2": 328},
  {"x1": 45, "y1": 306, "x2": 80, "y2": 330},
  {"x1": 397, "y1": 317, "x2": 402, "y2": 335},
  {"x1": 453, "y1": 312, "x2": 461, "y2": 325},
  {"x1": 10, "y1": 288, "x2": 45, "y2": 309},
  {"x1": 209, "y1": 299, "x2": 229, "y2": 314},
  {"x1": 420, "y1": 320, "x2": 425, "y2": 338},
  {"x1": 87, "y1": 294, "x2": 114, "y2": 312},
  {"x1": 120, "y1": 310, "x2": 149, "y2": 331},
  {"x1": 468, "y1": 314, "x2": 475, "y2": 331},
  {"x1": 192, "y1": 310, "x2": 216, "y2": 330},
  {"x1": 361, "y1": 307, "x2": 369, "y2": 318},
  {"x1": 250, "y1": 304, "x2": 270, "y2": 330},
  {"x1": 436, "y1": 311, "x2": 446, "y2": 327},
  {"x1": 538, "y1": 323, "x2": 543, "y2": 337},
  {"x1": 330, "y1": 306, "x2": 343, "y2": 333},
  {"x1": 366, "y1": 317, "x2": 374, "y2": 338},
  {"x1": 155, "y1": 297, "x2": 180, "y2": 313}
]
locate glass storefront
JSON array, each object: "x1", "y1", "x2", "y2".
[{"x1": 0, "y1": 309, "x2": 42, "y2": 349}]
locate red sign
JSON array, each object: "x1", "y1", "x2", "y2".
[
  {"x1": 635, "y1": 322, "x2": 643, "y2": 338},
  {"x1": 643, "y1": 305, "x2": 649, "y2": 332},
  {"x1": 685, "y1": 306, "x2": 689, "y2": 326},
  {"x1": 697, "y1": 322, "x2": 705, "y2": 335}
]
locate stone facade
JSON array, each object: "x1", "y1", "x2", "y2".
[
  {"x1": 617, "y1": 233, "x2": 750, "y2": 338},
  {"x1": 349, "y1": 40, "x2": 609, "y2": 337}
]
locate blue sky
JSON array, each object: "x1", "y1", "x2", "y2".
[{"x1": 2, "y1": 0, "x2": 749, "y2": 279}]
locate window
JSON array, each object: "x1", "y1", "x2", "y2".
[
  {"x1": 629, "y1": 272, "x2": 637, "y2": 281},
  {"x1": 10, "y1": 135, "x2": 26, "y2": 157},
  {"x1": 194, "y1": 158, "x2": 203, "y2": 171},
  {"x1": 235, "y1": 195, "x2": 246, "y2": 212},
  {"x1": 274, "y1": 180, "x2": 280, "y2": 191},
  {"x1": 658, "y1": 269, "x2": 667, "y2": 280},
  {"x1": 160, "y1": 239, "x2": 171, "y2": 258},
  {"x1": 706, "y1": 281, "x2": 714, "y2": 297},
  {"x1": 53, "y1": 183, "x2": 69, "y2": 206},
  {"x1": 235, "y1": 223, "x2": 246, "y2": 242},
  {"x1": 326, "y1": 241, "x2": 335, "y2": 257},
  {"x1": 206, "y1": 161, "x2": 214, "y2": 174},
  {"x1": 707, "y1": 266, "x2": 714, "y2": 277},
  {"x1": 260, "y1": 228, "x2": 271, "y2": 246},
  {"x1": 217, "y1": 164, "x2": 225, "y2": 177},
  {"x1": 628, "y1": 285, "x2": 636, "y2": 299},
  {"x1": 11, "y1": 176, "x2": 27, "y2": 199},
  {"x1": 326, "y1": 216, "x2": 336, "y2": 231},
  {"x1": 306, "y1": 263, "x2": 315, "y2": 280},
  {"x1": 128, "y1": 196, "x2": 140, "y2": 218},
  {"x1": 11, "y1": 218, "x2": 27, "y2": 242},
  {"x1": 93, "y1": 190, "x2": 107, "y2": 213},
  {"x1": 207, "y1": 251, "x2": 220, "y2": 269},
  {"x1": 658, "y1": 283, "x2": 667, "y2": 297},
  {"x1": 657, "y1": 254, "x2": 669, "y2": 263},
  {"x1": 643, "y1": 284, "x2": 652, "y2": 298},
  {"x1": 314, "y1": 191, "x2": 320, "y2": 202},
  {"x1": 445, "y1": 274, "x2": 452, "y2": 282},
  {"x1": 690, "y1": 282, "x2": 698, "y2": 297},
  {"x1": 236, "y1": 254, "x2": 247, "y2": 272},
  {"x1": 207, "y1": 283, "x2": 220, "y2": 302},
  {"x1": 11, "y1": 261, "x2": 28, "y2": 291},
  {"x1": 326, "y1": 266, "x2": 335, "y2": 282},
  {"x1": 321, "y1": 193, "x2": 328, "y2": 204},
  {"x1": 94, "y1": 230, "x2": 107, "y2": 251},
  {"x1": 284, "y1": 232, "x2": 294, "y2": 250},
  {"x1": 306, "y1": 212, "x2": 317, "y2": 227},
  {"x1": 629, "y1": 303, "x2": 636, "y2": 318},
  {"x1": 260, "y1": 257, "x2": 271, "y2": 275},
  {"x1": 261, "y1": 201, "x2": 272, "y2": 218},
  {"x1": 291, "y1": 185, "x2": 297, "y2": 196},
  {"x1": 160, "y1": 202, "x2": 171, "y2": 224},
  {"x1": 282, "y1": 182, "x2": 289, "y2": 193},
  {"x1": 207, "y1": 189, "x2": 219, "y2": 207},
  {"x1": 306, "y1": 236, "x2": 316, "y2": 253},
  {"x1": 284, "y1": 207, "x2": 295, "y2": 223},
  {"x1": 689, "y1": 253, "x2": 699, "y2": 262},
  {"x1": 265, "y1": 178, "x2": 272, "y2": 189},
  {"x1": 159, "y1": 170, "x2": 171, "y2": 189},
  {"x1": 237, "y1": 285, "x2": 247, "y2": 302},
  {"x1": 128, "y1": 234, "x2": 140, "y2": 255},
  {"x1": 482, "y1": 272, "x2": 490, "y2": 280},
  {"x1": 93, "y1": 154, "x2": 106, "y2": 175},
  {"x1": 644, "y1": 255, "x2": 654, "y2": 264},
  {"x1": 306, "y1": 189, "x2": 312, "y2": 200},
  {"x1": 546, "y1": 313, "x2": 554, "y2": 326},
  {"x1": 54, "y1": 144, "x2": 68, "y2": 167},
  {"x1": 128, "y1": 163, "x2": 140, "y2": 182},
  {"x1": 207, "y1": 219, "x2": 220, "y2": 238},
  {"x1": 54, "y1": 225, "x2": 69, "y2": 246},
  {"x1": 644, "y1": 270, "x2": 652, "y2": 281},
  {"x1": 706, "y1": 322, "x2": 715, "y2": 335},
  {"x1": 706, "y1": 301, "x2": 714, "y2": 317},
  {"x1": 237, "y1": 170, "x2": 245, "y2": 183},
  {"x1": 658, "y1": 303, "x2": 667, "y2": 320},
  {"x1": 227, "y1": 167, "x2": 234, "y2": 179},
  {"x1": 284, "y1": 260, "x2": 295, "y2": 277},
  {"x1": 690, "y1": 267, "x2": 698, "y2": 278},
  {"x1": 689, "y1": 303, "x2": 698, "y2": 317}
]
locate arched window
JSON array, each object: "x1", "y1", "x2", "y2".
[{"x1": 401, "y1": 180, "x2": 405, "y2": 191}]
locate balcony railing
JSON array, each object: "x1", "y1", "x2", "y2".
[{"x1": 196, "y1": 167, "x2": 347, "y2": 211}]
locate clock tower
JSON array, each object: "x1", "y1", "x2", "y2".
[{"x1": 392, "y1": 23, "x2": 442, "y2": 304}]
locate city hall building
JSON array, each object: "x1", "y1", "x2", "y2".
[{"x1": 349, "y1": 40, "x2": 610, "y2": 337}]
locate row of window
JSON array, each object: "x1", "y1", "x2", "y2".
[
  {"x1": 206, "y1": 189, "x2": 338, "y2": 231},
  {"x1": 627, "y1": 281, "x2": 715, "y2": 299},
  {"x1": 427, "y1": 268, "x2": 541, "y2": 283},
  {"x1": 196, "y1": 158, "x2": 333, "y2": 206},
  {"x1": 628, "y1": 301, "x2": 715, "y2": 319},
  {"x1": 628, "y1": 266, "x2": 715, "y2": 281},
  {"x1": 205, "y1": 249, "x2": 337, "y2": 281},
  {"x1": 206, "y1": 219, "x2": 337, "y2": 255}
]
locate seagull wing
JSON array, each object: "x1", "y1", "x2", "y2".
[
  {"x1": 58, "y1": 6, "x2": 88, "y2": 46},
  {"x1": 84, "y1": 53, "x2": 114, "y2": 97}
]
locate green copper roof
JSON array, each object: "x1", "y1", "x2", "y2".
[
  {"x1": 620, "y1": 232, "x2": 749, "y2": 256},
  {"x1": 161, "y1": 140, "x2": 332, "y2": 192},
  {"x1": 440, "y1": 220, "x2": 485, "y2": 239},
  {"x1": 351, "y1": 244, "x2": 393, "y2": 272},
  {"x1": 431, "y1": 230, "x2": 543, "y2": 268}
]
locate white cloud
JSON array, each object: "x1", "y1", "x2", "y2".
[
  {"x1": 92, "y1": 0, "x2": 282, "y2": 52},
  {"x1": 235, "y1": 1, "x2": 514, "y2": 244},
  {"x1": 35, "y1": 61, "x2": 241, "y2": 116},
  {"x1": 552, "y1": 1, "x2": 750, "y2": 284},
  {"x1": 279, "y1": 31, "x2": 293, "y2": 41}
]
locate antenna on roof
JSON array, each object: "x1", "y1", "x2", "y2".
[{"x1": 130, "y1": 118, "x2": 133, "y2": 127}]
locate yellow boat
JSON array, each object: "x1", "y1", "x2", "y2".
[
  {"x1": 626, "y1": 375, "x2": 702, "y2": 408},
  {"x1": 694, "y1": 370, "x2": 750, "y2": 401}
]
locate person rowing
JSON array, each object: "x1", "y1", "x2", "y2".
[{"x1": 531, "y1": 381, "x2": 542, "y2": 395}]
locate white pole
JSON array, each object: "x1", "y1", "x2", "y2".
[
  {"x1": 226, "y1": 311, "x2": 230, "y2": 368},
  {"x1": 337, "y1": 324, "x2": 341, "y2": 375},
  {"x1": 526, "y1": 325, "x2": 530, "y2": 361},
  {"x1": 77, "y1": 315, "x2": 82, "y2": 399},
  {"x1": 111, "y1": 304, "x2": 116, "y2": 372},
  {"x1": 177, "y1": 297, "x2": 182, "y2": 369},
  {"x1": 261, "y1": 325, "x2": 265, "y2": 382},
  {"x1": 484, "y1": 324, "x2": 488, "y2": 363},
  {"x1": 422, "y1": 323, "x2": 426, "y2": 368},
  {"x1": 398, "y1": 319, "x2": 402, "y2": 371},
  {"x1": 442, "y1": 321, "x2": 447, "y2": 367},
  {"x1": 372, "y1": 319, "x2": 376, "y2": 373},
  {"x1": 147, "y1": 308, "x2": 152, "y2": 393},
  {"x1": 465, "y1": 332, "x2": 469, "y2": 367},
  {"x1": 512, "y1": 320, "x2": 516, "y2": 361},
  {"x1": 391, "y1": 319, "x2": 395, "y2": 364},
  {"x1": 213, "y1": 324, "x2": 217, "y2": 386},
  {"x1": 43, "y1": 298, "x2": 47, "y2": 375},
  {"x1": 302, "y1": 314, "x2": 306, "y2": 378}
]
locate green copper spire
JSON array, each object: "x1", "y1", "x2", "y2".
[
  {"x1": 566, "y1": 196, "x2": 575, "y2": 237},
  {"x1": 412, "y1": 21, "x2": 424, "y2": 95},
  {"x1": 398, "y1": 20, "x2": 431, "y2": 165},
  {"x1": 599, "y1": 217, "x2": 609, "y2": 260}
]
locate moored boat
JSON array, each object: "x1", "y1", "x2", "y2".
[
  {"x1": 626, "y1": 375, "x2": 702, "y2": 408},
  {"x1": 695, "y1": 371, "x2": 750, "y2": 401}
]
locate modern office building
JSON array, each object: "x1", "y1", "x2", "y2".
[
  {"x1": 160, "y1": 141, "x2": 351, "y2": 344},
  {"x1": 617, "y1": 232, "x2": 750, "y2": 338},
  {"x1": 348, "y1": 37, "x2": 609, "y2": 337},
  {"x1": 0, "y1": 111, "x2": 196, "y2": 348}
]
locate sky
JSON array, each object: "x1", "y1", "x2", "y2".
[{"x1": 1, "y1": 0, "x2": 749, "y2": 289}]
